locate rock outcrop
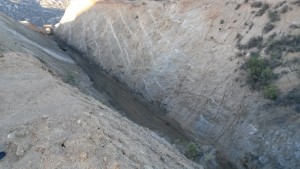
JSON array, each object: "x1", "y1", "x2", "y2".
[
  {"x1": 0, "y1": 13, "x2": 202, "y2": 169},
  {"x1": 55, "y1": 0, "x2": 300, "y2": 168}
]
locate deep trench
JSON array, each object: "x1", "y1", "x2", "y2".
[
  {"x1": 55, "y1": 39, "x2": 190, "y2": 144},
  {"x1": 53, "y1": 38, "x2": 236, "y2": 169}
]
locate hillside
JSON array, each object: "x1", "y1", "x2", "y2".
[
  {"x1": 0, "y1": 13, "x2": 202, "y2": 169},
  {"x1": 55, "y1": 0, "x2": 300, "y2": 168}
]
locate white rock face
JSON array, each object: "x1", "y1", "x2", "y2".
[{"x1": 55, "y1": 0, "x2": 300, "y2": 168}]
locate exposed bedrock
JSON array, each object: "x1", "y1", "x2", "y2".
[{"x1": 55, "y1": 0, "x2": 300, "y2": 168}]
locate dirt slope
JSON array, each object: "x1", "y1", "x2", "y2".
[
  {"x1": 55, "y1": 0, "x2": 300, "y2": 168},
  {"x1": 0, "y1": 14, "x2": 202, "y2": 169}
]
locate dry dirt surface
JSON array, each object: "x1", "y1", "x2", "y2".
[
  {"x1": 0, "y1": 13, "x2": 202, "y2": 169},
  {"x1": 0, "y1": 50, "x2": 201, "y2": 169}
]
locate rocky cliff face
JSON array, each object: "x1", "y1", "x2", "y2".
[
  {"x1": 55, "y1": 0, "x2": 300, "y2": 168},
  {"x1": 0, "y1": 13, "x2": 201, "y2": 169}
]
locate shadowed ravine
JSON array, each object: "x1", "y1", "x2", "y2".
[
  {"x1": 3, "y1": 0, "x2": 299, "y2": 168},
  {"x1": 54, "y1": 1, "x2": 300, "y2": 168},
  {"x1": 59, "y1": 40, "x2": 188, "y2": 143},
  {"x1": 0, "y1": 12, "x2": 203, "y2": 168},
  {"x1": 55, "y1": 40, "x2": 234, "y2": 169}
]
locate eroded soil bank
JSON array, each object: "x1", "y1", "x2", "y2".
[
  {"x1": 0, "y1": 13, "x2": 203, "y2": 169},
  {"x1": 0, "y1": 12, "x2": 211, "y2": 169},
  {"x1": 55, "y1": 39, "x2": 233, "y2": 168},
  {"x1": 55, "y1": 0, "x2": 300, "y2": 169}
]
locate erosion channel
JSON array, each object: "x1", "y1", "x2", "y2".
[
  {"x1": 54, "y1": 40, "x2": 226, "y2": 168},
  {"x1": 57, "y1": 40, "x2": 190, "y2": 142}
]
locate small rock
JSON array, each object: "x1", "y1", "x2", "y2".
[
  {"x1": 35, "y1": 145, "x2": 46, "y2": 154},
  {"x1": 15, "y1": 128, "x2": 29, "y2": 137},
  {"x1": 42, "y1": 115, "x2": 49, "y2": 119},
  {"x1": 45, "y1": 28, "x2": 52, "y2": 35},
  {"x1": 0, "y1": 152, "x2": 6, "y2": 160},
  {"x1": 16, "y1": 144, "x2": 30, "y2": 157},
  {"x1": 7, "y1": 133, "x2": 14, "y2": 139},
  {"x1": 80, "y1": 151, "x2": 88, "y2": 160},
  {"x1": 259, "y1": 155, "x2": 269, "y2": 164},
  {"x1": 103, "y1": 156, "x2": 107, "y2": 163}
]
